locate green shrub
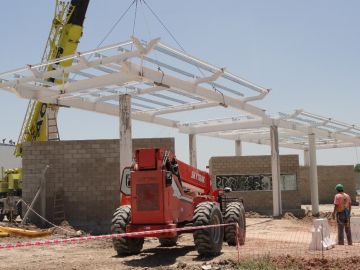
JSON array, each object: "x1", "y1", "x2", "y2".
[
  {"x1": 354, "y1": 164, "x2": 360, "y2": 172},
  {"x1": 237, "y1": 255, "x2": 302, "y2": 270}
]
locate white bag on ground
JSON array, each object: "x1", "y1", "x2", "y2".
[{"x1": 309, "y1": 218, "x2": 335, "y2": 250}]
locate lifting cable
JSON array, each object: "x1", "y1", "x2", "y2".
[
  {"x1": 71, "y1": 0, "x2": 136, "y2": 81},
  {"x1": 139, "y1": 0, "x2": 154, "y2": 47},
  {"x1": 95, "y1": 0, "x2": 137, "y2": 49},
  {"x1": 131, "y1": 0, "x2": 139, "y2": 41},
  {"x1": 142, "y1": 0, "x2": 186, "y2": 52},
  {"x1": 142, "y1": 0, "x2": 227, "y2": 105}
]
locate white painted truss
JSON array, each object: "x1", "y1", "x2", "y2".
[
  {"x1": 199, "y1": 110, "x2": 360, "y2": 150},
  {"x1": 0, "y1": 37, "x2": 358, "y2": 150},
  {"x1": 0, "y1": 37, "x2": 269, "y2": 128}
]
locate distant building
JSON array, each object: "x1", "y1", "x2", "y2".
[{"x1": 0, "y1": 143, "x2": 21, "y2": 170}]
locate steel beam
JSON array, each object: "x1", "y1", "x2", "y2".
[
  {"x1": 155, "y1": 43, "x2": 269, "y2": 95},
  {"x1": 179, "y1": 119, "x2": 265, "y2": 134},
  {"x1": 124, "y1": 62, "x2": 268, "y2": 118},
  {"x1": 272, "y1": 118, "x2": 360, "y2": 146}
]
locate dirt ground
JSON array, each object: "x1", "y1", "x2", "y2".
[{"x1": 0, "y1": 206, "x2": 360, "y2": 270}]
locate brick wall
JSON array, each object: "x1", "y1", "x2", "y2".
[
  {"x1": 299, "y1": 166, "x2": 356, "y2": 204},
  {"x1": 22, "y1": 138, "x2": 174, "y2": 234},
  {"x1": 209, "y1": 155, "x2": 302, "y2": 215},
  {"x1": 223, "y1": 190, "x2": 301, "y2": 215},
  {"x1": 209, "y1": 155, "x2": 357, "y2": 214}
]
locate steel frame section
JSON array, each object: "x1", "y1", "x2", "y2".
[
  {"x1": 0, "y1": 37, "x2": 269, "y2": 124},
  {"x1": 0, "y1": 37, "x2": 359, "y2": 151},
  {"x1": 184, "y1": 110, "x2": 360, "y2": 150}
]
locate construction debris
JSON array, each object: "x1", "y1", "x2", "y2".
[
  {"x1": 0, "y1": 226, "x2": 52, "y2": 237},
  {"x1": 52, "y1": 220, "x2": 84, "y2": 237},
  {"x1": 245, "y1": 211, "x2": 270, "y2": 218},
  {"x1": 0, "y1": 231, "x2": 9, "y2": 237}
]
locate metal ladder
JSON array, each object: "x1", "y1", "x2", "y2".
[
  {"x1": 53, "y1": 189, "x2": 65, "y2": 225},
  {"x1": 47, "y1": 106, "x2": 60, "y2": 141}
]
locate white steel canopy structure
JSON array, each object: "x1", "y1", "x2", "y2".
[
  {"x1": 0, "y1": 36, "x2": 284, "y2": 215},
  {"x1": 0, "y1": 37, "x2": 270, "y2": 127},
  {"x1": 180, "y1": 110, "x2": 360, "y2": 217},
  {"x1": 1, "y1": 37, "x2": 358, "y2": 217},
  {"x1": 199, "y1": 110, "x2": 360, "y2": 150}
]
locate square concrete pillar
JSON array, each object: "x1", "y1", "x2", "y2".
[
  {"x1": 308, "y1": 133, "x2": 319, "y2": 216},
  {"x1": 270, "y1": 125, "x2": 282, "y2": 217},
  {"x1": 119, "y1": 94, "x2": 132, "y2": 183},
  {"x1": 235, "y1": 140, "x2": 242, "y2": 156},
  {"x1": 189, "y1": 134, "x2": 197, "y2": 168}
]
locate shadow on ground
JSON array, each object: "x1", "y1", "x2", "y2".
[
  {"x1": 120, "y1": 245, "x2": 195, "y2": 267},
  {"x1": 192, "y1": 252, "x2": 224, "y2": 262}
]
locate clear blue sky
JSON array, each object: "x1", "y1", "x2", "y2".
[{"x1": 0, "y1": 0, "x2": 359, "y2": 170}]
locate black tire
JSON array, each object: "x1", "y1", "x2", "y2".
[
  {"x1": 224, "y1": 202, "x2": 246, "y2": 246},
  {"x1": 193, "y1": 202, "x2": 224, "y2": 256},
  {"x1": 159, "y1": 236, "x2": 178, "y2": 247},
  {"x1": 0, "y1": 214, "x2": 4, "y2": 222},
  {"x1": 111, "y1": 205, "x2": 144, "y2": 255}
]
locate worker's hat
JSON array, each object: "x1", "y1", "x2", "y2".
[{"x1": 335, "y1": 183, "x2": 344, "y2": 192}]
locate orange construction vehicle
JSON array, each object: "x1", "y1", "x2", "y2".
[{"x1": 111, "y1": 148, "x2": 246, "y2": 256}]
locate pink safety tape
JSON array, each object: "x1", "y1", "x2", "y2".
[{"x1": 0, "y1": 223, "x2": 239, "y2": 250}]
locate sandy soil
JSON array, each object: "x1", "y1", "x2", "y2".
[{"x1": 0, "y1": 207, "x2": 359, "y2": 270}]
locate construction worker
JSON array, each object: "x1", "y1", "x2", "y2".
[{"x1": 332, "y1": 183, "x2": 352, "y2": 245}]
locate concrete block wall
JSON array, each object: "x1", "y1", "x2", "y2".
[
  {"x1": 299, "y1": 165, "x2": 356, "y2": 205},
  {"x1": 22, "y1": 138, "x2": 174, "y2": 234},
  {"x1": 209, "y1": 155, "x2": 301, "y2": 215},
  {"x1": 209, "y1": 155, "x2": 299, "y2": 176},
  {"x1": 224, "y1": 190, "x2": 301, "y2": 215},
  {"x1": 210, "y1": 155, "x2": 357, "y2": 214}
]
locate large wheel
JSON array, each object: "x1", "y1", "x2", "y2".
[
  {"x1": 111, "y1": 205, "x2": 144, "y2": 255},
  {"x1": 224, "y1": 202, "x2": 246, "y2": 246},
  {"x1": 0, "y1": 214, "x2": 4, "y2": 222},
  {"x1": 193, "y1": 202, "x2": 224, "y2": 256},
  {"x1": 159, "y1": 236, "x2": 178, "y2": 247}
]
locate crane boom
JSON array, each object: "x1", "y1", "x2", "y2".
[
  {"x1": 0, "y1": 0, "x2": 90, "y2": 223},
  {"x1": 15, "y1": 0, "x2": 90, "y2": 156}
]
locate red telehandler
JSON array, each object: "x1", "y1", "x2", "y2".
[{"x1": 111, "y1": 148, "x2": 246, "y2": 256}]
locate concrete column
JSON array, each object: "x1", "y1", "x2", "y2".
[
  {"x1": 119, "y1": 94, "x2": 132, "y2": 183},
  {"x1": 308, "y1": 133, "x2": 319, "y2": 216},
  {"x1": 304, "y1": 149, "x2": 310, "y2": 166},
  {"x1": 235, "y1": 140, "x2": 242, "y2": 156},
  {"x1": 189, "y1": 134, "x2": 197, "y2": 168},
  {"x1": 270, "y1": 125, "x2": 282, "y2": 217}
]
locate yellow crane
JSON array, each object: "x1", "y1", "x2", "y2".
[{"x1": 0, "y1": 0, "x2": 90, "y2": 221}]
